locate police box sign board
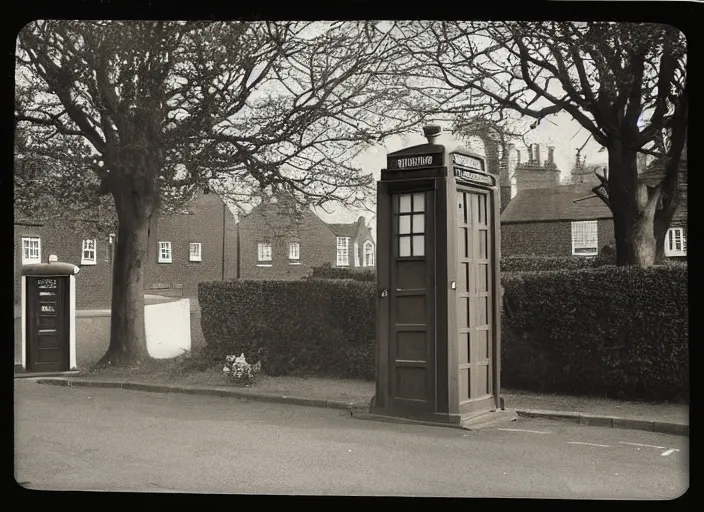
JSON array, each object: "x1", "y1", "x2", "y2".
[
  {"x1": 387, "y1": 153, "x2": 443, "y2": 170},
  {"x1": 38, "y1": 278, "x2": 57, "y2": 289},
  {"x1": 452, "y1": 153, "x2": 484, "y2": 171},
  {"x1": 454, "y1": 168, "x2": 495, "y2": 186}
]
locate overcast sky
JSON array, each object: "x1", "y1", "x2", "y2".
[{"x1": 311, "y1": 111, "x2": 608, "y2": 241}]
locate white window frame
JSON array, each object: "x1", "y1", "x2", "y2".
[
  {"x1": 257, "y1": 242, "x2": 272, "y2": 267},
  {"x1": 336, "y1": 237, "x2": 350, "y2": 267},
  {"x1": 288, "y1": 242, "x2": 300, "y2": 264},
  {"x1": 158, "y1": 241, "x2": 172, "y2": 263},
  {"x1": 354, "y1": 241, "x2": 360, "y2": 267},
  {"x1": 571, "y1": 220, "x2": 599, "y2": 256},
  {"x1": 397, "y1": 192, "x2": 426, "y2": 258},
  {"x1": 364, "y1": 240, "x2": 375, "y2": 267},
  {"x1": 21, "y1": 237, "x2": 41, "y2": 265},
  {"x1": 81, "y1": 239, "x2": 97, "y2": 265},
  {"x1": 189, "y1": 242, "x2": 202, "y2": 262},
  {"x1": 665, "y1": 228, "x2": 687, "y2": 257}
]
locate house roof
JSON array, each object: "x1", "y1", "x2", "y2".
[
  {"x1": 501, "y1": 184, "x2": 613, "y2": 223},
  {"x1": 327, "y1": 222, "x2": 359, "y2": 237}
]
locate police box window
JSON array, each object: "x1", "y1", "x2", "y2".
[{"x1": 396, "y1": 192, "x2": 425, "y2": 257}]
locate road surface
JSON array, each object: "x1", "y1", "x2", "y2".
[{"x1": 14, "y1": 379, "x2": 688, "y2": 498}]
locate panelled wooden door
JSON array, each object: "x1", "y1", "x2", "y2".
[
  {"x1": 456, "y1": 187, "x2": 495, "y2": 414},
  {"x1": 389, "y1": 190, "x2": 435, "y2": 412},
  {"x1": 26, "y1": 276, "x2": 70, "y2": 372}
]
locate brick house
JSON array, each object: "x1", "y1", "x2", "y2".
[
  {"x1": 500, "y1": 184, "x2": 616, "y2": 257},
  {"x1": 14, "y1": 188, "x2": 238, "y2": 310},
  {"x1": 236, "y1": 196, "x2": 376, "y2": 280},
  {"x1": 327, "y1": 217, "x2": 376, "y2": 269},
  {"x1": 500, "y1": 152, "x2": 687, "y2": 260}
]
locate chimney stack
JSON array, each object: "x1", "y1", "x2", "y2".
[
  {"x1": 535, "y1": 144, "x2": 541, "y2": 166},
  {"x1": 527, "y1": 145, "x2": 533, "y2": 162}
]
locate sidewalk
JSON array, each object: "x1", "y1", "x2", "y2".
[{"x1": 19, "y1": 371, "x2": 689, "y2": 436}]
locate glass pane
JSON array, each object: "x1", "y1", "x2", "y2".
[
  {"x1": 412, "y1": 214, "x2": 424, "y2": 233},
  {"x1": 412, "y1": 235, "x2": 424, "y2": 256},
  {"x1": 413, "y1": 192, "x2": 425, "y2": 212},
  {"x1": 399, "y1": 215, "x2": 411, "y2": 234},
  {"x1": 399, "y1": 236, "x2": 411, "y2": 257},
  {"x1": 399, "y1": 194, "x2": 412, "y2": 213}
]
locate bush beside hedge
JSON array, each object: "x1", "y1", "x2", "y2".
[
  {"x1": 198, "y1": 279, "x2": 376, "y2": 379},
  {"x1": 501, "y1": 265, "x2": 688, "y2": 401},
  {"x1": 199, "y1": 265, "x2": 688, "y2": 401}
]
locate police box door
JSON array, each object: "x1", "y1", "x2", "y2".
[
  {"x1": 26, "y1": 276, "x2": 70, "y2": 372},
  {"x1": 388, "y1": 189, "x2": 436, "y2": 412},
  {"x1": 456, "y1": 186, "x2": 496, "y2": 414}
]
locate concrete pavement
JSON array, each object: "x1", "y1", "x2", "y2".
[
  {"x1": 31, "y1": 376, "x2": 689, "y2": 436},
  {"x1": 14, "y1": 379, "x2": 688, "y2": 498}
]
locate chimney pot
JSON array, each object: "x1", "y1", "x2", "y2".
[{"x1": 535, "y1": 145, "x2": 541, "y2": 166}]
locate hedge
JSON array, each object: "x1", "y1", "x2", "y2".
[
  {"x1": 199, "y1": 265, "x2": 688, "y2": 401},
  {"x1": 500, "y1": 255, "x2": 612, "y2": 272},
  {"x1": 198, "y1": 279, "x2": 376, "y2": 379},
  {"x1": 501, "y1": 265, "x2": 689, "y2": 401},
  {"x1": 304, "y1": 263, "x2": 376, "y2": 282}
]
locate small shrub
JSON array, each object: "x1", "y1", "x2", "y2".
[{"x1": 222, "y1": 353, "x2": 262, "y2": 386}]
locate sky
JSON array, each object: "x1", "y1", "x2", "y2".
[{"x1": 312, "y1": 111, "x2": 609, "y2": 242}]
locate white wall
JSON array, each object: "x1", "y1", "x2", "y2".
[{"x1": 145, "y1": 298, "x2": 192, "y2": 359}]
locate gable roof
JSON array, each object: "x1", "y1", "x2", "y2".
[
  {"x1": 501, "y1": 184, "x2": 613, "y2": 224},
  {"x1": 327, "y1": 222, "x2": 359, "y2": 237}
]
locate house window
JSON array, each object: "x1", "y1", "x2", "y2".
[
  {"x1": 364, "y1": 240, "x2": 375, "y2": 267},
  {"x1": 289, "y1": 242, "x2": 300, "y2": 264},
  {"x1": 397, "y1": 192, "x2": 425, "y2": 257},
  {"x1": 158, "y1": 241, "x2": 172, "y2": 263},
  {"x1": 81, "y1": 239, "x2": 97, "y2": 265},
  {"x1": 665, "y1": 228, "x2": 687, "y2": 257},
  {"x1": 258, "y1": 243, "x2": 272, "y2": 266},
  {"x1": 571, "y1": 221, "x2": 598, "y2": 256},
  {"x1": 354, "y1": 241, "x2": 360, "y2": 267},
  {"x1": 189, "y1": 242, "x2": 202, "y2": 262},
  {"x1": 337, "y1": 237, "x2": 350, "y2": 266},
  {"x1": 21, "y1": 237, "x2": 41, "y2": 264}
]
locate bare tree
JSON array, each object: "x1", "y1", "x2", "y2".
[
  {"x1": 15, "y1": 20, "x2": 420, "y2": 366},
  {"x1": 392, "y1": 21, "x2": 687, "y2": 267}
]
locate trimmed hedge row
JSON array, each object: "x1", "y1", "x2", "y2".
[
  {"x1": 500, "y1": 255, "x2": 610, "y2": 272},
  {"x1": 501, "y1": 265, "x2": 688, "y2": 401},
  {"x1": 305, "y1": 263, "x2": 376, "y2": 282},
  {"x1": 199, "y1": 265, "x2": 688, "y2": 401},
  {"x1": 198, "y1": 279, "x2": 376, "y2": 379}
]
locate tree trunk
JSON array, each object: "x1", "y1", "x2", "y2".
[
  {"x1": 95, "y1": 185, "x2": 153, "y2": 367},
  {"x1": 608, "y1": 141, "x2": 660, "y2": 268}
]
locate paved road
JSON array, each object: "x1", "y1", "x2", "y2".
[{"x1": 14, "y1": 380, "x2": 688, "y2": 498}]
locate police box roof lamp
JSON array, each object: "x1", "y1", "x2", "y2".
[
  {"x1": 48, "y1": 254, "x2": 58, "y2": 263},
  {"x1": 423, "y1": 125, "x2": 442, "y2": 144}
]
